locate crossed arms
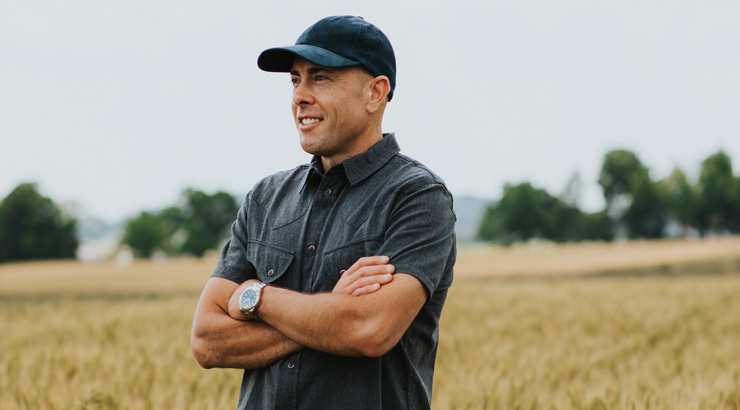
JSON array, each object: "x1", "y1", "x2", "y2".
[{"x1": 191, "y1": 255, "x2": 428, "y2": 369}]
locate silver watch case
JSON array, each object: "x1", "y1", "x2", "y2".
[{"x1": 239, "y1": 282, "x2": 268, "y2": 319}]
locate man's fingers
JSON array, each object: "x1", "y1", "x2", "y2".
[
  {"x1": 348, "y1": 255, "x2": 390, "y2": 272},
  {"x1": 345, "y1": 272, "x2": 393, "y2": 295},
  {"x1": 350, "y1": 271, "x2": 394, "y2": 296},
  {"x1": 332, "y1": 255, "x2": 395, "y2": 295},
  {"x1": 352, "y1": 283, "x2": 381, "y2": 296},
  {"x1": 352, "y1": 264, "x2": 394, "y2": 278}
]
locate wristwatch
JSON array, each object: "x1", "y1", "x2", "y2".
[{"x1": 239, "y1": 282, "x2": 268, "y2": 319}]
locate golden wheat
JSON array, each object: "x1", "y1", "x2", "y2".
[
  {"x1": 434, "y1": 275, "x2": 740, "y2": 409},
  {"x1": 2, "y1": 243, "x2": 740, "y2": 409}
]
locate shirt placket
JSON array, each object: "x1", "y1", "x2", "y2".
[
  {"x1": 274, "y1": 170, "x2": 341, "y2": 410},
  {"x1": 300, "y1": 171, "x2": 341, "y2": 290}
]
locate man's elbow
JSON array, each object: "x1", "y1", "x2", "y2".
[
  {"x1": 191, "y1": 333, "x2": 220, "y2": 369},
  {"x1": 354, "y1": 324, "x2": 402, "y2": 358}
]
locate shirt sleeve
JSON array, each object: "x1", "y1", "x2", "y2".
[
  {"x1": 211, "y1": 193, "x2": 258, "y2": 284},
  {"x1": 378, "y1": 182, "x2": 457, "y2": 298}
]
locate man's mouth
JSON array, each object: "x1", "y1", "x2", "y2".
[{"x1": 300, "y1": 117, "x2": 322, "y2": 125}]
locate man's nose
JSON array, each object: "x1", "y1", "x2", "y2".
[{"x1": 292, "y1": 82, "x2": 314, "y2": 106}]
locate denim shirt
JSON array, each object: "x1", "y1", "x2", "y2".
[{"x1": 213, "y1": 133, "x2": 456, "y2": 410}]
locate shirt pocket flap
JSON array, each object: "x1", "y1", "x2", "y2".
[
  {"x1": 313, "y1": 238, "x2": 383, "y2": 292},
  {"x1": 246, "y1": 241, "x2": 294, "y2": 284}
]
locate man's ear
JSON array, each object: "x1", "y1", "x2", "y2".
[{"x1": 367, "y1": 75, "x2": 391, "y2": 114}]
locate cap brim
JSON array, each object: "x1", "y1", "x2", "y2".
[{"x1": 258, "y1": 44, "x2": 361, "y2": 72}]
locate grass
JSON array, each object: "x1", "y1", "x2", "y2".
[{"x1": 2, "y1": 241, "x2": 740, "y2": 409}]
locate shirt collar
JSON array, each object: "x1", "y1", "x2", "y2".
[
  {"x1": 300, "y1": 133, "x2": 400, "y2": 191},
  {"x1": 299, "y1": 158, "x2": 324, "y2": 194},
  {"x1": 343, "y1": 133, "x2": 400, "y2": 186}
]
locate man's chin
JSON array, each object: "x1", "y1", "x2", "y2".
[{"x1": 298, "y1": 135, "x2": 325, "y2": 156}]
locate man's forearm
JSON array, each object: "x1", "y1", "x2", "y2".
[
  {"x1": 258, "y1": 288, "x2": 368, "y2": 356},
  {"x1": 192, "y1": 277, "x2": 304, "y2": 369},
  {"x1": 192, "y1": 310, "x2": 303, "y2": 369},
  {"x1": 217, "y1": 256, "x2": 418, "y2": 359},
  {"x1": 257, "y1": 273, "x2": 426, "y2": 358}
]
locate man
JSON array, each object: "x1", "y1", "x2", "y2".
[{"x1": 191, "y1": 15, "x2": 456, "y2": 410}]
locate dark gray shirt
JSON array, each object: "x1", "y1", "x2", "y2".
[{"x1": 213, "y1": 133, "x2": 456, "y2": 410}]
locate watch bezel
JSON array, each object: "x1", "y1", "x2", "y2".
[{"x1": 239, "y1": 282, "x2": 268, "y2": 319}]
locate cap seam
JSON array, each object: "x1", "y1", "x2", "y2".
[{"x1": 347, "y1": 22, "x2": 364, "y2": 66}]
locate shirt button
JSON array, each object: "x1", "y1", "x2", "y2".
[
  {"x1": 324, "y1": 188, "x2": 332, "y2": 195},
  {"x1": 267, "y1": 269, "x2": 274, "y2": 276},
  {"x1": 308, "y1": 245, "x2": 316, "y2": 252},
  {"x1": 287, "y1": 362, "x2": 295, "y2": 369}
]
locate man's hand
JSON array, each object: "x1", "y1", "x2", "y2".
[{"x1": 332, "y1": 255, "x2": 394, "y2": 296}]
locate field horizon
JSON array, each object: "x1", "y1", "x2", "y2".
[{"x1": 3, "y1": 236, "x2": 740, "y2": 295}]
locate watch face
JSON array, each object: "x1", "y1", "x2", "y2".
[{"x1": 240, "y1": 289, "x2": 258, "y2": 309}]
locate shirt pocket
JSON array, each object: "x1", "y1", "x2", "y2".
[
  {"x1": 246, "y1": 241, "x2": 295, "y2": 285},
  {"x1": 313, "y1": 238, "x2": 383, "y2": 292}
]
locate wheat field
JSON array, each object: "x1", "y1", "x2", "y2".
[{"x1": 2, "y1": 239, "x2": 740, "y2": 409}]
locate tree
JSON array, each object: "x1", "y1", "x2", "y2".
[
  {"x1": 623, "y1": 168, "x2": 667, "y2": 238},
  {"x1": 598, "y1": 150, "x2": 645, "y2": 200},
  {"x1": 478, "y1": 183, "x2": 548, "y2": 243},
  {"x1": 695, "y1": 151, "x2": 739, "y2": 234},
  {"x1": 178, "y1": 189, "x2": 238, "y2": 257},
  {"x1": 121, "y1": 211, "x2": 168, "y2": 258},
  {"x1": 120, "y1": 188, "x2": 239, "y2": 259},
  {"x1": 478, "y1": 182, "x2": 585, "y2": 244},
  {"x1": 598, "y1": 150, "x2": 646, "y2": 224},
  {"x1": 0, "y1": 183, "x2": 78, "y2": 262},
  {"x1": 582, "y1": 211, "x2": 613, "y2": 241},
  {"x1": 658, "y1": 168, "x2": 698, "y2": 234}
]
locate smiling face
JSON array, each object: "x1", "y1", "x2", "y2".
[{"x1": 290, "y1": 57, "x2": 384, "y2": 171}]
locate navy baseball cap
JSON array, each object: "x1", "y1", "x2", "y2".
[{"x1": 258, "y1": 16, "x2": 397, "y2": 101}]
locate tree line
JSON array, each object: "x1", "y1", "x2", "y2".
[
  {"x1": 2, "y1": 149, "x2": 738, "y2": 262},
  {"x1": 0, "y1": 184, "x2": 237, "y2": 262},
  {"x1": 478, "y1": 149, "x2": 740, "y2": 243}
]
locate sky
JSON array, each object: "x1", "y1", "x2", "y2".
[{"x1": 1, "y1": 0, "x2": 739, "y2": 223}]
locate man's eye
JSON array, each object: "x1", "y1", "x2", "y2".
[
  {"x1": 314, "y1": 75, "x2": 327, "y2": 81},
  {"x1": 291, "y1": 78, "x2": 300, "y2": 86}
]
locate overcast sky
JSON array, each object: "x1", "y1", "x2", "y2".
[{"x1": 2, "y1": 0, "x2": 739, "y2": 222}]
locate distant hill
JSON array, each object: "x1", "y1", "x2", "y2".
[{"x1": 453, "y1": 195, "x2": 492, "y2": 242}]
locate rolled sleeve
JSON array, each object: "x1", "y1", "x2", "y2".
[
  {"x1": 212, "y1": 195, "x2": 257, "y2": 284},
  {"x1": 379, "y1": 182, "x2": 456, "y2": 298}
]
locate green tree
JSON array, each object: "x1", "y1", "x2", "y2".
[
  {"x1": 178, "y1": 189, "x2": 238, "y2": 257},
  {"x1": 120, "y1": 188, "x2": 238, "y2": 259},
  {"x1": 623, "y1": 169, "x2": 666, "y2": 238},
  {"x1": 695, "y1": 151, "x2": 739, "y2": 234},
  {"x1": 598, "y1": 150, "x2": 646, "y2": 225},
  {"x1": 478, "y1": 182, "x2": 585, "y2": 244},
  {"x1": 658, "y1": 168, "x2": 698, "y2": 233},
  {"x1": 121, "y1": 211, "x2": 168, "y2": 258},
  {"x1": 156, "y1": 206, "x2": 185, "y2": 253},
  {"x1": 0, "y1": 183, "x2": 78, "y2": 262},
  {"x1": 598, "y1": 150, "x2": 646, "y2": 200},
  {"x1": 582, "y1": 211, "x2": 613, "y2": 241}
]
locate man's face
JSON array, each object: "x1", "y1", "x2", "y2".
[{"x1": 290, "y1": 57, "x2": 374, "y2": 168}]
